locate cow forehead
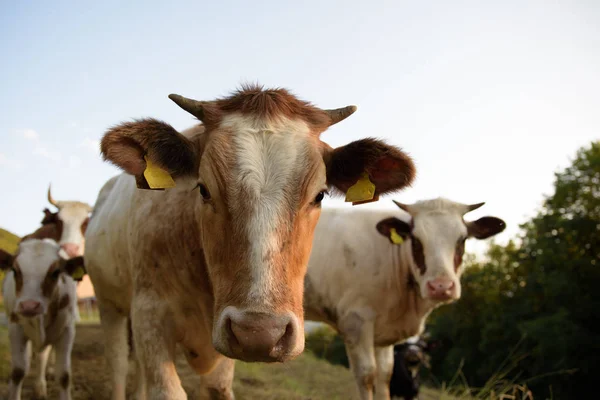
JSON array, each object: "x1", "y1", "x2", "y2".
[
  {"x1": 412, "y1": 212, "x2": 467, "y2": 245},
  {"x1": 206, "y1": 114, "x2": 325, "y2": 207},
  {"x1": 58, "y1": 202, "x2": 90, "y2": 222},
  {"x1": 16, "y1": 239, "x2": 60, "y2": 276}
]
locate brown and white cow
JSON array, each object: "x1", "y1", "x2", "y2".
[
  {"x1": 23, "y1": 186, "x2": 93, "y2": 258},
  {"x1": 84, "y1": 85, "x2": 416, "y2": 400},
  {"x1": 300, "y1": 198, "x2": 506, "y2": 400},
  {"x1": 1, "y1": 239, "x2": 85, "y2": 400}
]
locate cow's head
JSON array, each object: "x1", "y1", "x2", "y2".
[
  {"x1": 376, "y1": 198, "x2": 505, "y2": 303},
  {"x1": 42, "y1": 185, "x2": 93, "y2": 258},
  {"x1": 100, "y1": 85, "x2": 416, "y2": 362},
  {"x1": 0, "y1": 239, "x2": 85, "y2": 318}
]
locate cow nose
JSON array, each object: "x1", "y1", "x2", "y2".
[
  {"x1": 426, "y1": 278, "x2": 456, "y2": 300},
  {"x1": 18, "y1": 300, "x2": 43, "y2": 317},
  {"x1": 216, "y1": 308, "x2": 300, "y2": 362},
  {"x1": 60, "y1": 243, "x2": 80, "y2": 258}
]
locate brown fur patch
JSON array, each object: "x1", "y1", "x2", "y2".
[
  {"x1": 60, "y1": 371, "x2": 70, "y2": 389},
  {"x1": 10, "y1": 312, "x2": 18, "y2": 323},
  {"x1": 41, "y1": 208, "x2": 59, "y2": 225},
  {"x1": 11, "y1": 367, "x2": 24, "y2": 384},
  {"x1": 212, "y1": 84, "x2": 331, "y2": 132},
  {"x1": 41, "y1": 262, "x2": 60, "y2": 298},
  {"x1": 59, "y1": 293, "x2": 70, "y2": 309},
  {"x1": 12, "y1": 263, "x2": 23, "y2": 295},
  {"x1": 21, "y1": 220, "x2": 63, "y2": 242}
]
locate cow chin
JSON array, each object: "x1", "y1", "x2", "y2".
[{"x1": 212, "y1": 305, "x2": 304, "y2": 362}]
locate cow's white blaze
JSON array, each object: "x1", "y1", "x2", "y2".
[
  {"x1": 13, "y1": 239, "x2": 61, "y2": 312},
  {"x1": 57, "y1": 204, "x2": 89, "y2": 254},
  {"x1": 224, "y1": 114, "x2": 314, "y2": 304}
]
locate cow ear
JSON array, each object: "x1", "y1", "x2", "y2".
[
  {"x1": 62, "y1": 256, "x2": 86, "y2": 281},
  {"x1": 101, "y1": 118, "x2": 198, "y2": 190},
  {"x1": 323, "y1": 139, "x2": 415, "y2": 204},
  {"x1": 376, "y1": 217, "x2": 411, "y2": 244},
  {"x1": 41, "y1": 208, "x2": 57, "y2": 225},
  {"x1": 0, "y1": 250, "x2": 14, "y2": 270},
  {"x1": 467, "y1": 217, "x2": 506, "y2": 239}
]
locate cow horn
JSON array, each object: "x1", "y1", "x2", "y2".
[
  {"x1": 47, "y1": 184, "x2": 64, "y2": 209},
  {"x1": 393, "y1": 200, "x2": 412, "y2": 213},
  {"x1": 168, "y1": 94, "x2": 206, "y2": 121},
  {"x1": 464, "y1": 202, "x2": 485, "y2": 214},
  {"x1": 324, "y1": 105, "x2": 357, "y2": 126}
]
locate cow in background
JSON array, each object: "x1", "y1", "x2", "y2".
[
  {"x1": 303, "y1": 198, "x2": 506, "y2": 399},
  {"x1": 23, "y1": 185, "x2": 93, "y2": 258},
  {"x1": 1, "y1": 239, "x2": 85, "y2": 400},
  {"x1": 389, "y1": 336, "x2": 439, "y2": 400}
]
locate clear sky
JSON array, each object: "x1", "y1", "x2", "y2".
[{"x1": 1, "y1": 0, "x2": 598, "y2": 257}]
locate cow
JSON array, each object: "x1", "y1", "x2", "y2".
[
  {"x1": 301, "y1": 198, "x2": 506, "y2": 400},
  {"x1": 0, "y1": 239, "x2": 86, "y2": 400},
  {"x1": 84, "y1": 84, "x2": 417, "y2": 400},
  {"x1": 389, "y1": 337, "x2": 438, "y2": 400},
  {"x1": 22, "y1": 186, "x2": 93, "y2": 258}
]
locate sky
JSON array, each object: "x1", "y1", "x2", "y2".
[{"x1": 1, "y1": 0, "x2": 599, "y2": 257}]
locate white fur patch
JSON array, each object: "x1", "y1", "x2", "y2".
[
  {"x1": 223, "y1": 114, "x2": 312, "y2": 304},
  {"x1": 57, "y1": 203, "x2": 90, "y2": 254}
]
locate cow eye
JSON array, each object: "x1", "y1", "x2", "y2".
[
  {"x1": 51, "y1": 269, "x2": 61, "y2": 280},
  {"x1": 196, "y1": 183, "x2": 211, "y2": 200},
  {"x1": 313, "y1": 191, "x2": 327, "y2": 205}
]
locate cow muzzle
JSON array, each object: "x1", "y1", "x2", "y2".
[
  {"x1": 214, "y1": 307, "x2": 303, "y2": 362},
  {"x1": 425, "y1": 277, "x2": 458, "y2": 301},
  {"x1": 18, "y1": 299, "x2": 44, "y2": 317}
]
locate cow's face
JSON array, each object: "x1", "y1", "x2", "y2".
[
  {"x1": 0, "y1": 239, "x2": 85, "y2": 318},
  {"x1": 44, "y1": 186, "x2": 93, "y2": 258},
  {"x1": 100, "y1": 85, "x2": 416, "y2": 362},
  {"x1": 377, "y1": 198, "x2": 505, "y2": 303}
]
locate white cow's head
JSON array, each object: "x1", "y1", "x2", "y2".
[
  {"x1": 42, "y1": 185, "x2": 93, "y2": 257},
  {"x1": 376, "y1": 198, "x2": 505, "y2": 303},
  {"x1": 0, "y1": 239, "x2": 85, "y2": 318}
]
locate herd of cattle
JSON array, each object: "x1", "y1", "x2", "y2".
[{"x1": 1, "y1": 85, "x2": 506, "y2": 400}]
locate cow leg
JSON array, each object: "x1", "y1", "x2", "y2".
[
  {"x1": 98, "y1": 301, "x2": 129, "y2": 400},
  {"x1": 199, "y1": 357, "x2": 235, "y2": 400},
  {"x1": 131, "y1": 291, "x2": 187, "y2": 400},
  {"x1": 34, "y1": 345, "x2": 52, "y2": 399},
  {"x1": 340, "y1": 311, "x2": 376, "y2": 400},
  {"x1": 54, "y1": 325, "x2": 75, "y2": 400},
  {"x1": 373, "y1": 346, "x2": 394, "y2": 400},
  {"x1": 7, "y1": 323, "x2": 31, "y2": 400}
]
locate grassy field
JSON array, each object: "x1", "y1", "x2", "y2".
[{"x1": 0, "y1": 322, "x2": 447, "y2": 400}]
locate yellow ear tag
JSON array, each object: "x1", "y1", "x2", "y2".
[
  {"x1": 345, "y1": 172, "x2": 376, "y2": 204},
  {"x1": 390, "y1": 228, "x2": 404, "y2": 245},
  {"x1": 143, "y1": 156, "x2": 176, "y2": 189},
  {"x1": 71, "y1": 266, "x2": 85, "y2": 281}
]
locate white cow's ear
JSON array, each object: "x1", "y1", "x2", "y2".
[
  {"x1": 376, "y1": 217, "x2": 412, "y2": 244},
  {"x1": 0, "y1": 250, "x2": 14, "y2": 270},
  {"x1": 467, "y1": 217, "x2": 506, "y2": 239},
  {"x1": 101, "y1": 118, "x2": 199, "y2": 190}
]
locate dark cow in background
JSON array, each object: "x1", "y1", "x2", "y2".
[{"x1": 389, "y1": 337, "x2": 439, "y2": 400}]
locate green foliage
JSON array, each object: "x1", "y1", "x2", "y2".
[
  {"x1": 428, "y1": 141, "x2": 600, "y2": 399},
  {"x1": 304, "y1": 325, "x2": 349, "y2": 367}
]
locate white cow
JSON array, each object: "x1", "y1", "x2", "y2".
[
  {"x1": 1, "y1": 239, "x2": 85, "y2": 400},
  {"x1": 302, "y1": 198, "x2": 506, "y2": 400}
]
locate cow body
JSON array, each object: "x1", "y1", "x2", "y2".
[
  {"x1": 1, "y1": 239, "x2": 85, "y2": 400},
  {"x1": 303, "y1": 199, "x2": 505, "y2": 400},
  {"x1": 85, "y1": 85, "x2": 416, "y2": 400}
]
